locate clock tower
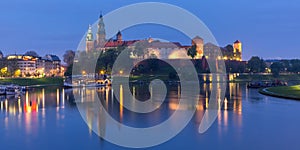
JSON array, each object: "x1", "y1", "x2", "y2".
[
  {"x1": 96, "y1": 13, "x2": 106, "y2": 48},
  {"x1": 86, "y1": 25, "x2": 95, "y2": 52}
]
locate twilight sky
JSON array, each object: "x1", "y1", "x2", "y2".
[{"x1": 0, "y1": 0, "x2": 299, "y2": 60}]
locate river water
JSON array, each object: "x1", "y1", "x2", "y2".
[{"x1": 1, "y1": 83, "x2": 300, "y2": 150}]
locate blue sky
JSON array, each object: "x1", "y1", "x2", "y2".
[{"x1": 0, "y1": 0, "x2": 299, "y2": 60}]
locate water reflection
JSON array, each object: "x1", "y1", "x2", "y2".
[
  {"x1": 0, "y1": 88, "x2": 70, "y2": 114},
  {"x1": 0, "y1": 82, "x2": 244, "y2": 139},
  {"x1": 2, "y1": 82, "x2": 300, "y2": 149},
  {"x1": 119, "y1": 85, "x2": 123, "y2": 121},
  {"x1": 0, "y1": 87, "x2": 76, "y2": 136},
  {"x1": 70, "y1": 82, "x2": 244, "y2": 138}
]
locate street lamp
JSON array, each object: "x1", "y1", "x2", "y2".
[
  {"x1": 82, "y1": 70, "x2": 86, "y2": 76},
  {"x1": 119, "y1": 70, "x2": 123, "y2": 75},
  {"x1": 100, "y1": 70, "x2": 105, "y2": 75}
]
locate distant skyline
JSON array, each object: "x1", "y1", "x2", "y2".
[{"x1": 0, "y1": 0, "x2": 300, "y2": 60}]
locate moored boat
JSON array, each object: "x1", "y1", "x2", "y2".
[
  {"x1": 247, "y1": 80, "x2": 287, "y2": 89},
  {"x1": 0, "y1": 86, "x2": 6, "y2": 95},
  {"x1": 96, "y1": 79, "x2": 111, "y2": 87},
  {"x1": 64, "y1": 77, "x2": 111, "y2": 88},
  {"x1": 5, "y1": 85, "x2": 17, "y2": 95}
]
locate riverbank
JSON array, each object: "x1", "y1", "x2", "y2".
[
  {"x1": 130, "y1": 73, "x2": 300, "y2": 83},
  {"x1": 233, "y1": 74, "x2": 300, "y2": 82},
  {"x1": 0, "y1": 77, "x2": 64, "y2": 86},
  {"x1": 259, "y1": 85, "x2": 300, "y2": 100}
]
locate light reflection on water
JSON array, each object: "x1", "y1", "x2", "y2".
[
  {"x1": 1, "y1": 83, "x2": 299, "y2": 149},
  {"x1": 0, "y1": 88, "x2": 66, "y2": 114},
  {"x1": 0, "y1": 83, "x2": 243, "y2": 133}
]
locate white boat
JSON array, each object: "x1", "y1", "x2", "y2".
[
  {"x1": 4, "y1": 84, "x2": 22, "y2": 95},
  {"x1": 20, "y1": 86, "x2": 27, "y2": 92},
  {"x1": 5, "y1": 85, "x2": 17, "y2": 95},
  {"x1": 0, "y1": 86, "x2": 6, "y2": 95},
  {"x1": 96, "y1": 79, "x2": 111, "y2": 87},
  {"x1": 64, "y1": 81, "x2": 85, "y2": 88},
  {"x1": 64, "y1": 79, "x2": 111, "y2": 88}
]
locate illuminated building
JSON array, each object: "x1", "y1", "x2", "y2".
[
  {"x1": 42, "y1": 54, "x2": 61, "y2": 76},
  {"x1": 85, "y1": 13, "x2": 242, "y2": 61},
  {"x1": 192, "y1": 36, "x2": 204, "y2": 58},
  {"x1": 85, "y1": 25, "x2": 95, "y2": 52},
  {"x1": 203, "y1": 40, "x2": 243, "y2": 61},
  {"x1": 7, "y1": 54, "x2": 38, "y2": 76},
  {"x1": 96, "y1": 14, "x2": 106, "y2": 48},
  {"x1": 143, "y1": 41, "x2": 189, "y2": 59},
  {"x1": 203, "y1": 43, "x2": 221, "y2": 59},
  {"x1": 85, "y1": 14, "x2": 138, "y2": 52},
  {"x1": 233, "y1": 40, "x2": 242, "y2": 61},
  {"x1": 6, "y1": 54, "x2": 61, "y2": 77}
]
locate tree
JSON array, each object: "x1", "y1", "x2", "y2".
[
  {"x1": 95, "y1": 47, "x2": 129, "y2": 74},
  {"x1": 63, "y1": 50, "x2": 75, "y2": 66},
  {"x1": 25, "y1": 51, "x2": 39, "y2": 57},
  {"x1": 290, "y1": 59, "x2": 300, "y2": 73},
  {"x1": 7, "y1": 59, "x2": 19, "y2": 76},
  {"x1": 64, "y1": 64, "x2": 73, "y2": 77},
  {"x1": 247, "y1": 56, "x2": 266, "y2": 73},
  {"x1": 281, "y1": 60, "x2": 290, "y2": 72},
  {"x1": 77, "y1": 51, "x2": 98, "y2": 74},
  {"x1": 0, "y1": 67, "x2": 8, "y2": 77},
  {"x1": 72, "y1": 47, "x2": 130, "y2": 76},
  {"x1": 13, "y1": 69, "x2": 21, "y2": 77},
  {"x1": 101, "y1": 49, "x2": 118, "y2": 71},
  {"x1": 223, "y1": 45, "x2": 234, "y2": 59},
  {"x1": 187, "y1": 45, "x2": 197, "y2": 59},
  {"x1": 225, "y1": 45, "x2": 234, "y2": 53},
  {"x1": 270, "y1": 62, "x2": 283, "y2": 77},
  {"x1": 148, "y1": 58, "x2": 159, "y2": 72},
  {"x1": 0, "y1": 50, "x2": 3, "y2": 59},
  {"x1": 0, "y1": 59, "x2": 5, "y2": 69}
]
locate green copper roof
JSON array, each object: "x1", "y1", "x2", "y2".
[{"x1": 86, "y1": 25, "x2": 94, "y2": 41}]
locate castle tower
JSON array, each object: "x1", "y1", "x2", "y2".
[
  {"x1": 192, "y1": 36, "x2": 204, "y2": 59},
  {"x1": 96, "y1": 13, "x2": 106, "y2": 48},
  {"x1": 86, "y1": 25, "x2": 95, "y2": 52},
  {"x1": 233, "y1": 40, "x2": 242, "y2": 61},
  {"x1": 116, "y1": 30, "x2": 122, "y2": 42},
  {"x1": 148, "y1": 36, "x2": 153, "y2": 43}
]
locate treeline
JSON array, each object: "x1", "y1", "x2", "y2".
[
  {"x1": 63, "y1": 48, "x2": 300, "y2": 77},
  {"x1": 64, "y1": 46, "x2": 128, "y2": 76},
  {"x1": 246, "y1": 56, "x2": 300, "y2": 77}
]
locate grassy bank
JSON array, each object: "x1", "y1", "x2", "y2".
[
  {"x1": 0, "y1": 77, "x2": 64, "y2": 86},
  {"x1": 130, "y1": 75, "x2": 172, "y2": 81},
  {"x1": 234, "y1": 74, "x2": 300, "y2": 82},
  {"x1": 130, "y1": 74, "x2": 300, "y2": 83},
  {"x1": 259, "y1": 85, "x2": 300, "y2": 100}
]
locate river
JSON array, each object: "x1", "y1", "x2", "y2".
[{"x1": 1, "y1": 83, "x2": 300, "y2": 150}]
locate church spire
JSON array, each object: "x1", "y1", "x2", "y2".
[
  {"x1": 86, "y1": 24, "x2": 95, "y2": 52},
  {"x1": 86, "y1": 24, "x2": 94, "y2": 41},
  {"x1": 97, "y1": 12, "x2": 105, "y2": 34},
  {"x1": 96, "y1": 12, "x2": 106, "y2": 47},
  {"x1": 116, "y1": 30, "x2": 122, "y2": 42},
  {"x1": 99, "y1": 11, "x2": 103, "y2": 18}
]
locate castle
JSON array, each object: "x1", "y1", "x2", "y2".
[
  {"x1": 85, "y1": 14, "x2": 139, "y2": 52},
  {"x1": 85, "y1": 14, "x2": 242, "y2": 61}
]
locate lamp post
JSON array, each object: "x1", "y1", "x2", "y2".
[
  {"x1": 100, "y1": 70, "x2": 105, "y2": 75},
  {"x1": 82, "y1": 70, "x2": 86, "y2": 76},
  {"x1": 119, "y1": 70, "x2": 123, "y2": 76}
]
